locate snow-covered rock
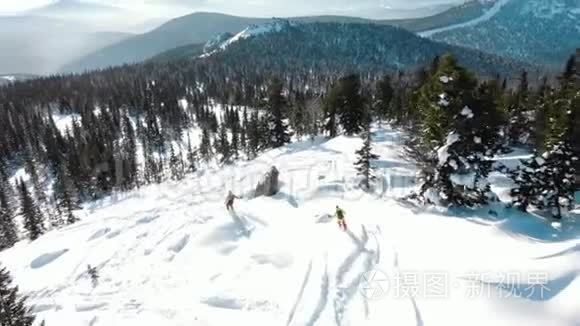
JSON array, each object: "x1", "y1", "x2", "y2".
[{"x1": 253, "y1": 166, "x2": 280, "y2": 197}]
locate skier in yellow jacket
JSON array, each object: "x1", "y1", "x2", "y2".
[{"x1": 335, "y1": 205, "x2": 347, "y2": 231}]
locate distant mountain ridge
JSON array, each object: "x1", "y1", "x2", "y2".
[
  {"x1": 0, "y1": 16, "x2": 131, "y2": 74},
  {"x1": 61, "y1": 2, "x2": 495, "y2": 73},
  {"x1": 194, "y1": 21, "x2": 536, "y2": 77}
]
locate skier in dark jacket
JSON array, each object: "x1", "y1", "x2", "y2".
[
  {"x1": 225, "y1": 191, "x2": 240, "y2": 211},
  {"x1": 335, "y1": 205, "x2": 347, "y2": 231}
]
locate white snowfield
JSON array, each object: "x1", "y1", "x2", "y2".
[{"x1": 2, "y1": 125, "x2": 580, "y2": 326}]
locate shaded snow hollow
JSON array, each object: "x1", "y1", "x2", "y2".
[{"x1": 1, "y1": 125, "x2": 579, "y2": 326}]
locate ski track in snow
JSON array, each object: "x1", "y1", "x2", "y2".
[
  {"x1": 305, "y1": 254, "x2": 330, "y2": 326},
  {"x1": 285, "y1": 259, "x2": 314, "y2": 326},
  {"x1": 334, "y1": 225, "x2": 381, "y2": 326}
]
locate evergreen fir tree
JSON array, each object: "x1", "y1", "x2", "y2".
[
  {"x1": 531, "y1": 78, "x2": 551, "y2": 150},
  {"x1": 18, "y1": 180, "x2": 45, "y2": 241},
  {"x1": 169, "y1": 144, "x2": 185, "y2": 181},
  {"x1": 121, "y1": 114, "x2": 139, "y2": 189},
  {"x1": 337, "y1": 74, "x2": 366, "y2": 135},
  {"x1": 414, "y1": 55, "x2": 501, "y2": 207},
  {"x1": 511, "y1": 60, "x2": 579, "y2": 219},
  {"x1": 511, "y1": 142, "x2": 577, "y2": 219},
  {"x1": 231, "y1": 118, "x2": 240, "y2": 159},
  {"x1": 323, "y1": 84, "x2": 339, "y2": 138},
  {"x1": 0, "y1": 182, "x2": 18, "y2": 250},
  {"x1": 247, "y1": 112, "x2": 260, "y2": 159},
  {"x1": 354, "y1": 121, "x2": 379, "y2": 190},
  {"x1": 240, "y1": 107, "x2": 248, "y2": 156},
  {"x1": 507, "y1": 70, "x2": 532, "y2": 145},
  {"x1": 216, "y1": 122, "x2": 232, "y2": 164},
  {"x1": 0, "y1": 265, "x2": 36, "y2": 326},
  {"x1": 375, "y1": 75, "x2": 394, "y2": 122},
  {"x1": 53, "y1": 159, "x2": 80, "y2": 225},
  {"x1": 267, "y1": 78, "x2": 291, "y2": 148},
  {"x1": 415, "y1": 54, "x2": 476, "y2": 150},
  {"x1": 510, "y1": 153, "x2": 544, "y2": 212},
  {"x1": 292, "y1": 92, "x2": 307, "y2": 140},
  {"x1": 185, "y1": 134, "x2": 197, "y2": 173},
  {"x1": 199, "y1": 128, "x2": 213, "y2": 162}
]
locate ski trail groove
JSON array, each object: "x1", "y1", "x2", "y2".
[
  {"x1": 385, "y1": 228, "x2": 424, "y2": 326},
  {"x1": 333, "y1": 225, "x2": 378, "y2": 326},
  {"x1": 305, "y1": 255, "x2": 330, "y2": 326},
  {"x1": 286, "y1": 259, "x2": 314, "y2": 326}
]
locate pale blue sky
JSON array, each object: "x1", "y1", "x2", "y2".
[{"x1": 0, "y1": 0, "x2": 464, "y2": 17}]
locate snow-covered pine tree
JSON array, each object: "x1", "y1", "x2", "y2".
[
  {"x1": 374, "y1": 74, "x2": 394, "y2": 122},
  {"x1": 199, "y1": 127, "x2": 213, "y2": 162},
  {"x1": 121, "y1": 114, "x2": 139, "y2": 189},
  {"x1": 354, "y1": 121, "x2": 379, "y2": 190},
  {"x1": 538, "y1": 142, "x2": 577, "y2": 219},
  {"x1": 169, "y1": 144, "x2": 185, "y2": 181},
  {"x1": 511, "y1": 72, "x2": 578, "y2": 219},
  {"x1": 185, "y1": 134, "x2": 198, "y2": 173},
  {"x1": 240, "y1": 107, "x2": 248, "y2": 154},
  {"x1": 414, "y1": 55, "x2": 501, "y2": 207},
  {"x1": 507, "y1": 70, "x2": 532, "y2": 145},
  {"x1": 23, "y1": 142, "x2": 57, "y2": 228},
  {"x1": 510, "y1": 153, "x2": 544, "y2": 212},
  {"x1": 512, "y1": 142, "x2": 577, "y2": 219},
  {"x1": 246, "y1": 112, "x2": 260, "y2": 159},
  {"x1": 18, "y1": 180, "x2": 45, "y2": 241},
  {"x1": 53, "y1": 159, "x2": 80, "y2": 225},
  {"x1": 217, "y1": 122, "x2": 232, "y2": 164},
  {"x1": 0, "y1": 181, "x2": 18, "y2": 250},
  {"x1": 291, "y1": 91, "x2": 307, "y2": 140},
  {"x1": 561, "y1": 52, "x2": 580, "y2": 183},
  {"x1": 0, "y1": 265, "x2": 36, "y2": 326},
  {"x1": 323, "y1": 83, "x2": 339, "y2": 138},
  {"x1": 267, "y1": 77, "x2": 291, "y2": 148},
  {"x1": 142, "y1": 142, "x2": 155, "y2": 185},
  {"x1": 231, "y1": 117, "x2": 240, "y2": 159},
  {"x1": 337, "y1": 74, "x2": 365, "y2": 135}
]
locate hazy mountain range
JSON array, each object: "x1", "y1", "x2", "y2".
[
  {"x1": 61, "y1": 1, "x2": 494, "y2": 73},
  {"x1": 0, "y1": 16, "x2": 131, "y2": 75},
  {"x1": 0, "y1": 0, "x2": 577, "y2": 76}
]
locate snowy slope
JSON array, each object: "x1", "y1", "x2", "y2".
[
  {"x1": 423, "y1": 0, "x2": 580, "y2": 66},
  {"x1": 1, "y1": 125, "x2": 580, "y2": 326},
  {"x1": 419, "y1": 0, "x2": 511, "y2": 37},
  {"x1": 220, "y1": 21, "x2": 291, "y2": 50}
]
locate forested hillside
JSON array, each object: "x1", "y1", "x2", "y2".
[{"x1": 0, "y1": 41, "x2": 577, "y2": 249}]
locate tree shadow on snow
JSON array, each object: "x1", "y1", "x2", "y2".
[
  {"x1": 398, "y1": 199, "x2": 580, "y2": 243},
  {"x1": 469, "y1": 270, "x2": 580, "y2": 302}
]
